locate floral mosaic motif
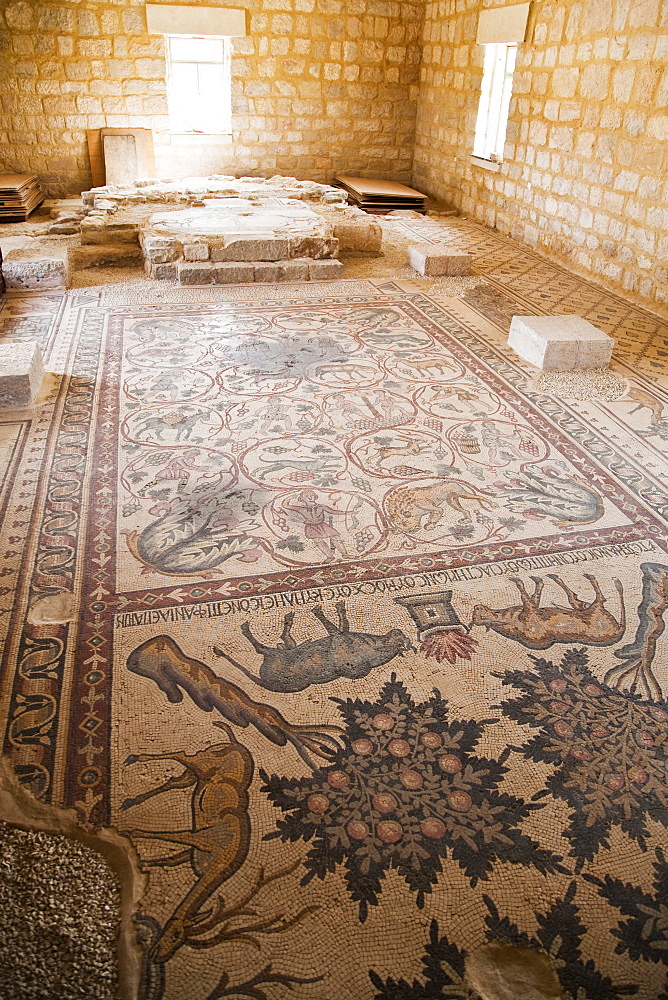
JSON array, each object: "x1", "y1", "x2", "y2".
[
  {"x1": 261, "y1": 676, "x2": 565, "y2": 920},
  {"x1": 585, "y1": 849, "x2": 668, "y2": 971},
  {"x1": 497, "y1": 648, "x2": 668, "y2": 866},
  {"x1": 369, "y1": 883, "x2": 639, "y2": 1000},
  {"x1": 481, "y1": 883, "x2": 639, "y2": 1000}
]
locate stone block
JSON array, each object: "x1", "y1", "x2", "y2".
[
  {"x1": 211, "y1": 263, "x2": 256, "y2": 284},
  {"x1": 69, "y1": 244, "x2": 142, "y2": 269},
  {"x1": 407, "y1": 244, "x2": 473, "y2": 276},
  {"x1": 183, "y1": 243, "x2": 209, "y2": 262},
  {"x1": 0, "y1": 342, "x2": 44, "y2": 408},
  {"x1": 254, "y1": 263, "x2": 282, "y2": 282},
  {"x1": 333, "y1": 220, "x2": 382, "y2": 253},
  {"x1": 308, "y1": 259, "x2": 344, "y2": 280},
  {"x1": 150, "y1": 262, "x2": 178, "y2": 280},
  {"x1": 289, "y1": 236, "x2": 339, "y2": 259},
  {"x1": 281, "y1": 259, "x2": 310, "y2": 281},
  {"x1": 177, "y1": 262, "x2": 216, "y2": 285},
  {"x1": 48, "y1": 223, "x2": 80, "y2": 235},
  {"x1": 2, "y1": 256, "x2": 68, "y2": 290},
  {"x1": 210, "y1": 238, "x2": 290, "y2": 262},
  {"x1": 507, "y1": 314, "x2": 614, "y2": 370}
]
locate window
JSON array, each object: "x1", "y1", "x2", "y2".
[
  {"x1": 473, "y1": 42, "x2": 517, "y2": 162},
  {"x1": 166, "y1": 35, "x2": 231, "y2": 135}
]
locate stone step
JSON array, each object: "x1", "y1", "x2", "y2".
[
  {"x1": 69, "y1": 243, "x2": 143, "y2": 269},
  {"x1": 80, "y1": 221, "x2": 139, "y2": 245},
  {"x1": 168, "y1": 258, "x2": 344, "y2": 285}
]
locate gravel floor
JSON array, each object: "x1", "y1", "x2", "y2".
[{"x1": 0, "y1": 821, "x2": 120, "y2": 1000}]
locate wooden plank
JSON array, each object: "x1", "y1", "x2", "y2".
[
  {"x1": 87, "y1": 130, "x2": 106, "y2": 187},
  {"x1": 334, "y1": 175, "x2": 426, "y2": 200},
  {"x1": 0, "y1": 173, "x2": 38, "y2": 189}
]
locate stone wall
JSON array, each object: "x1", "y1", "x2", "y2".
[
  {"x1": 0, "y1": 0, "x2": 423, "y2": 196},
  {"x1": 413, "y1": 0, "x2": 668, "y2": 308}
]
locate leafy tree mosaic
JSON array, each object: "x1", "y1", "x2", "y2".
[
  {"x1": 370, "y1": 885, "x2": 639, "y2": 1000},
  {"x1": 369, "y1": 919, "x2": 475, "y2": 1000},
  {"x1": 585, "y1": 848, "x2": 668, "y2": 970},
  {"x1": 497, "y1": 648, "x2": 668, "y2": 867},
  {"x1": 482, "y1": 883, "x2": 638, "y2": 1000},
  {"x1": 261, "y1": 675, "x2": 564, "y2": 921}
]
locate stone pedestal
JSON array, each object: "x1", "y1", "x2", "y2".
[
  {"x1": 0, "y1": 342, "x2": 44, "y2": 408},
  {"x1": 508, "y1": 314, "x2": 614, "y2": 370},
  {"x1": 407, "y1": 244, "x2": 473, "y2": 276}
]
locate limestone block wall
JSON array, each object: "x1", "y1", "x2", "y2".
[
  {"x1": 0, "y1": 0, "x2": 423, "y2": 196},
  {"x1": 413, "y1": 0, "x2": 668, "y2": 308}
]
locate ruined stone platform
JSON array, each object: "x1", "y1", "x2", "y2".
[
  {"x1": 82, "y1": 174, "x2": 347, "y2": 211},
  {"x1": 71, "y1": 175, "x2": 381, "y2": 284},
  {"x1": 139, "y1": 200, "x2": 343, "y2": 284}
]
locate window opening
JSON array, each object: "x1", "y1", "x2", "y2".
[
  {"x1": 473, "y1": 42, "x2": 517, "y2": 162},
  {"x1": 167, "y1": 35, "x2": 231, "y2": 135}
]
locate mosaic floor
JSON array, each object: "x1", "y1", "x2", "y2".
[{"x1": 1, "y1": 218, "x2": 667, "y2": 1000}]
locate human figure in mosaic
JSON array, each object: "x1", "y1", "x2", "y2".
[{"x1": 282, "y1": 489, "x2": 350, "y2": 561}]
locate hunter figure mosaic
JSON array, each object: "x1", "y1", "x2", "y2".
[{"x1": 0, "y1": 218, "x2": 667, "y2": 1000}]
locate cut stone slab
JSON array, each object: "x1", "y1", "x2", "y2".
[
  {"x1": 210, "y1": 237, "x2": 291, "y2": 262},
  {"x1": 280, "y1": 259, "x2": 309, "y2": 282},
  {"x1": 308, "y1": 259, "x2": 344, "y2": 280},
  {"x1": 177, "y1": 262, "x2": 217, "y2": 285},
  {"x1": 407, "y1": 244, "x2": 473, "y2": 276},
  {"x1": 183, "y1": 242, "x2": 209, "y2": 261},
  {"x1": 508, "y1": 314, "x2": 614, "y2": 371},
  {"x1": 0, "y1": 342, "x2": 44, "y2": 408},
  {"x1": 2, "y1": 255, "x2": 68, "y2": 290},
  {"x1": 212, "y1": 262, "x2": 255, "y2": 283},
  {"x1": 148, "y1": 262, "x2": 178, "y2": 280}
]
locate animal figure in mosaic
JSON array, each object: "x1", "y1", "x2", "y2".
[
  {"x1": 471, "y1": 574, "x2": 625, "y2": 650},
  {"x1": 604, "y1": 561, "x2": 668, "y2": 701},
  {"x1": 213, "y1": 600, "x2": 412, "y2": 693},
  {"x1": 133, "y1": 408, "x2": 206, "y2": 443},
  {"x1": 121, "y1": 724, "x2": 253, "y2": 963},
  {"x1": 376, "y1": 435, "x2": 432, "y2": 464},
  {"x1": 501, "y1": 469, "x2": 604, "y2": 525},
  {"x1": 121, "y1": 729, "x2": 317, "y2": 967},
  {"x1": 254, "y1": 450, "x2": 341, "y2": 481},
  {"x1": 624, "y1": 384, "x2": 667, "y2": 425},
  {"x1": 385, "y1": 479, "x2": 496, "y2": 531},
  {"x1": 126, "y1": 635, "x2": 344, "y2": 766}
]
